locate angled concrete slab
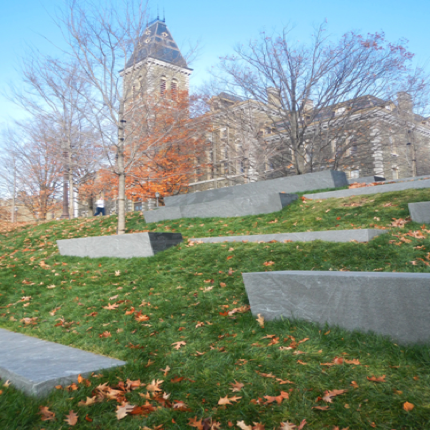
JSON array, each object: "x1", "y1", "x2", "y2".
[
  {"x1": 0, "y1": 328, "x2": 125, "y2": 396},
  {"x1": 189, "y1": 229, "x2": 386, "y2": 244},
  {"x1": 408, "y1": 202, "x2": 430, "y2": 223},
  {"x1": 144, "y1": 193, "x2": 298, "y2": 223},
  {"x1": 242, "y1": 271, "x2": 430, "y2": 344},
  {"x1": 57, "y1": 232, "x2": 183, "y2": 258},
  {"x1": 164, "y1": 170, "x2": 347, "y2": 207},
  {"x1": 304, "y1": 178, "x2": 430, "y2": 200}
]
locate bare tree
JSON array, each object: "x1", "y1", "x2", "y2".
[
  {"x1": 6, "y1": 53, "x2": 101, "y2": 219},
  {"x1": 210, "y1": 24, "x2": 427, "y2": 178},
  {"x1": 53, "y1": 0, "x2": 201, "y2": 233}
]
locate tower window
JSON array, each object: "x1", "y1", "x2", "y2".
[
  {"x1": 171, "y1": 79, "x2": 178, "y2": 99},
  {"x1": 160, "y1": 77, "x2": 166, "y2": 96}
]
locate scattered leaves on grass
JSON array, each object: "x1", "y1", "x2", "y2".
[
  {"x1": 322, "y1": 389, "x2": 347, "y2": 403},
  {"x1": 367, "y1": 375, "x2": 386, "y2": 383},
  {"x1": 230, "y1": 380, "x2": 244, "y2": 392},
  {"x1": 218, "y1": 395, "x2": 242, "y2": 405},
  {"x1": 172, "y1": 341, "x2": 186, "y2": 350}
]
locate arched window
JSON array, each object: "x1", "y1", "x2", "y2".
[
  {"x1": 160, "y1": 76, "x2": 167, "y2": 96},
  {"x1": 171, "y1": 79, "x2": 178, "y2": 99}
]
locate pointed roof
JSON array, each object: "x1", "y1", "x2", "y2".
[{"x1": 125, "y1": 19, "x2": 190, "y2": 70}]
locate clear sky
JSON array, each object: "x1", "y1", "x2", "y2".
[{"x1": 1, "y1": 0, "x2": 430, "y2": 127}]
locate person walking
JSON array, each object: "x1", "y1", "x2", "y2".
[{"x1": 94, "y1": 198, "x2": 105, "y2": 216}]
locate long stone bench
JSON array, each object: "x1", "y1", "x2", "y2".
[
  {"x1": 0, "y1": 328, "x2": 125, "y2": 396},
  {"x1": 304, "y1": 178, "x2": 430, "y2": 200},
  {"x1": 189, "y1": 229, "x2": 387, "y2": 244},
  {"x1": 242, "y1": 271, "x2": 430, "y2": 344},
  {"x1": 57, "y1": 232, "x2": 182, "y2": 258},
  {"x1": 408, "y1": 202, "x2": 430, "y2": 223},
  {"x1": 144, "y1": 193, "x2": 298, "y2": 223},
  {"x1": 164, "y1": 170, "x2": 347, "y2": 207}
]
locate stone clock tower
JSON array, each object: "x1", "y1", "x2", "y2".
[{"x1": 121, "y1": 18, "x2": 192, "y2": 106}]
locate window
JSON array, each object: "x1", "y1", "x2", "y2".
[
  {"x1": 160, "y1": 77, "x2": 166, "y2": 96},
  {"x1": 335, "y1": 107, "x2": 346, "y2": 116},
  {"x1": 171, "y1": 79, "x2": 178, "y2": 99},
  {"x1": 349, "y1": 145, "x2": 358, "y2": 156}
]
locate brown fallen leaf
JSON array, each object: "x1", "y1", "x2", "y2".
[
  {"x1": 99, "y1": 331, "x2": 111, "y2": 338},
  {"x1": 367, "y1": 375, "x2": 386, "y2": 383},
  {"x1": 103, "y1": 303, "x2": 119, "y2": 310},
  {"x1": 188, "y1": 416, "x2": 204, "y2": 429},
  {"x1": 160, "y1": 365, "x2": 170, "y2": 376},
  {"x1": 64, "y1": 410, "x2": 78, "y2": 426},
  {"x1": 312, "y1": 405, "x2": 329, "y2": 410},
  {"x1": 403, "y1": 401, "x2": 414, "y2": 411},
  {"x1": 116, "y1": 403, "x2": 135, "y2": 420},
  {"x1": 172, "y1": 341, "x2": 186, "y2": 350},
  {"x1": 263, "y1": 261, "x2": 275, "y2": 266},
  {"x1": 38, "y1": 406, "x2": 55, "y2": 421},
  {"x1": 78, "y1": 396, "x2": 97, "y2": 406},
  {"x1": 230, "y1": 380, "x2": 244, "y2": 392},
  {"x1": 322, "y1": 389, "x2": 347, "y2": 403},
  {"x1": 218, "y1": 395, "x2": 241, "y2": 405},
  {"x1": 146, "y1": 379, "x2": 163, "y2": 392},
  {"x1": 236, "y1": 421, "x2": 253, "y2": 430},
  {"x1": 256, "y1": 314, "x2": 265, "y2": 328}
]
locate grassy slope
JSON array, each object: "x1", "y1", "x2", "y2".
[{"x1": 0, "y1": 188, "x2": 430, "y2": 429}]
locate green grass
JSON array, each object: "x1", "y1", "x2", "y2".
[{"x1": 1, "y1": 188, "x2": 430, "y2": 429}]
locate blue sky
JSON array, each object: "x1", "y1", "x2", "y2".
[{"x1": 1, "y1": 0, "x2": 429, "y2": 126}]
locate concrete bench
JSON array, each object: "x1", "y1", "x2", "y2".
[
  {"x1": 242, "y1": 270, "x2": 430, "y2": 344},
  {"x1": 0, "y1": 328, "x2": 125, "y2": 396},
  {"x1": 57, "y1": 232, "x2": 183, "y2": 258},
  {"x1": 408, "y1": 202, "x2": 430, "y2": 223},
  {"x1": 304, "y1": 178, "x2": 430, "y2": 200},
  {"x1": 144, "y1": 193, "x2": 298, "y2": 223},
  {"x1": 189, "y1": 229, "x2": 387, "y2": 244},
  {"x1": 164, "y1": 170, "x2": 347, "y2": 207}
]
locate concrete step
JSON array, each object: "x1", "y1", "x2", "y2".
[
  {"x1": 189, "y1": 229, "x2": 387, "y2": 244},
  {"x1": 304, "y1": 178, "x2": 430, "y2": 200},
  {"x1": 57, "y1": 232, "x2": 183, "y2": 259},
  {"x1": 408, "y1": 202, "x2": 430, "y2": 223},
  {"x1": 0, "y1": 328, "x2": 125, "y2": 396},
  {"x1": 144, "y1": 193, "x2": 298, "y2": 223},
  {"x1": 164, "y1": 170, "x2": 347, "y2": 207},
  {"x1": 242, "y1": 271, "x2": 430, "y2": 345}
]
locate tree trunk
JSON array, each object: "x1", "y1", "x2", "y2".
[
  {"x1": 68, "y1": 150, "x2": 74, "y2": 218},
  {"x1": 117, "y1": 151, "x2": 126, "y2": 235}
]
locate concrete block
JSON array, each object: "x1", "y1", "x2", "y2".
[
  {"x1": 190, "y1": 229, "x2": 386, "y2": 244},
  {"x1": 57, "y1": 232, "x2": 182, "y2": 258},
  {"x1": 242, "y1": 271, "x2": 430, "y2": 344},
  {"x1": 304, "y1": 178, "x2": 430, "y2": 200},
  {"x1": 408, "y1": 202, "x2": 430, "y2": 223},
  {"x1": 165, "y1": 170, "x2": 347, "y2": 207},
  {"x1": 0, "y1": 328, "x2": 125, "y2": 396},
  {"x1": 144, "y1": 193, "x2": 298, "y2": 223}
]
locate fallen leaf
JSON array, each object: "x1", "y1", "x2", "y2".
[
  {"x1": 230, "y1": 380, "x2": 244, "y2": 392},
  {"x1": 146, "y1": 379, "x2": 163, "y2": 392},
  {"x1": 38, "y1": 406, "x2": 55, "y2": 421},
  {"x1": 103, "y1": 303, "x2": 119, "y2": 310},
  {"x1": 218, "y1": 395, "x2": 241, "y2": 405},
  {"x1": 322, "y1": 389, "x2": 347, "y2": 403},
  {"x1": 116, "y1": 403, "x2": 135, "y2": 420},
  {"x1": 172, "y1": 341, "x2": 186, "y2": 350},
  {"x1": 78, "y1": 396, "x2": 97, "y2": 406},
  {"x1": 236, "y1": 421, "x2": 253, "y2": 430},
  {"x1": 256, "y1": 314, "x2": 264, "y2": 328},
  {"x1": 367, "y1": 375, "x2": 386, "y2": 383},
  {"x1": 263, "y1": 261, "x2": 275, "y2": 266},
  {"x1": 403, "y1": 401, "x2": 414, "y2": 411},
  {"x1": 64, "y1": 410, "x2": 78, "y2": 426}
]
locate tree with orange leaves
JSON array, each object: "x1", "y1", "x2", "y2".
[{"x1": 123, "y1": 90, "x2": 209, "y2": 204}]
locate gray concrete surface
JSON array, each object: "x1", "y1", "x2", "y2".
[
  {"x1": 189, "y1": 229, "x2": 386, "y2": 244},
  {"x1": 164, "y1": 170, "x2": 347, "y2": 207},
  {"x1": 242, "y1": 271, "x2": 430, "y2": 344},
  {"x1": 144, "y1": 193, "x2": 298, "y2": 223},
  {"x1": 408, "y1": 202, "x2": 430, "y2": 223},
  {"x1": 0, "y1": 328, "x2": 125, "y2": 396},
  {"x1": 304, "y1": 178, "x2": 430, "y2": 200},
  {"x1": 57, "y1": 232, "x2": 183, "y2": 258}
]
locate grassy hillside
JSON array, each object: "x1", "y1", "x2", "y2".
[{"x1": 1, "y1": 188, "x2": 430, "y2": 429}]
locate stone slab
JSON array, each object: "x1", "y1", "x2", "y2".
[
  {"x1": 57, "y1": 232, "x2": 182, "y2": 258},
  {"x1": 304, "y1": 178, "x2": 430, "y2": 200},
  {"x1": 242, "y1": 271, "x2": 430, "y2": 344},
  {"x1": 165, "y1": 170, "x2": 347, "y2": 207},
  {"x1": 408, "y1": 202, "x2": 430, "y2": 223},
  {"x1": 189, "y1": 229, "x2": 387, "y2": 244},
  {"x1": 0, "y1": 328, "x2": 125, "y2": 396},
  {"x1": 144, "y1": 193, "x2": 298, "y2": 223}
]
